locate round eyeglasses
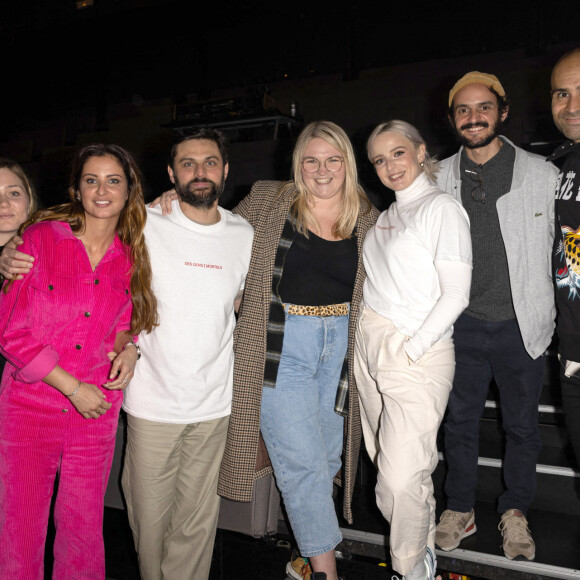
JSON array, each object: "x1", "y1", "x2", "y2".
[
  {"x1": 301, "y1": 156, "x2": 344, "y2": 173},
  {"x1": 465, "y1": 166, "x2": 486, "y2": 204}
]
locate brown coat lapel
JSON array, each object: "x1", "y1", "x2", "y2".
[{"x1": 218, "y1": 180, "x2": 379, "y2": 525}]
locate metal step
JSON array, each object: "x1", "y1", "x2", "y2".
[
  {"x1": 433, "y1": 454, "x2": 580, "y2": 515},
  {"x1": 485, "y1": 400, "x2": 561, "y2": 415},
  {"x1": 472, "y1": 419, "x2": 573, "y2": 466},
  {"x1": 438, "y1": 452, "x2": 580, "y2": 478},
  {"x1": 338, "y1": 528, "x2": 580, "y2": 579}
]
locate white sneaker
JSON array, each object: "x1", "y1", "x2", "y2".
[{"x1": 398, "y1": 547, "x2": 437, "y2": 580}]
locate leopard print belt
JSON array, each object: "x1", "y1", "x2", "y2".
[{"x1": 285, "y1": 303, "x2": 349, "y2": 317}]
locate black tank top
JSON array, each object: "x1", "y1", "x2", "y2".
[{"x1": 278, "y1": 231, "x2": 358, "y2": 305}]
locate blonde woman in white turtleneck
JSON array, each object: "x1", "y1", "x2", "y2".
[{"x1": 354, "y1": 120, "x2": 472, "y2": 580}]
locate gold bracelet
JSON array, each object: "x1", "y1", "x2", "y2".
[{"x1": 67, "y1": 380, "x2": 81, "y2": 398}]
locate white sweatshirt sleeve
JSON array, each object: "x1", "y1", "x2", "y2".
[{"x1": 404, "y1": 259, "x2": 472, "y2": 362}]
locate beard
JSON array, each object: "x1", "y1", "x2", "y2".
[
  {"x1": 455, "y1": 118, "x2": 502, "y2": 150},
  {"x1": 175, "y1": 176, "x2": 225, "y2": 208}
]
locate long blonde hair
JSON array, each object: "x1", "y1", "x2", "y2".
[
  {"x1": 10, "y1": 144, "x2": 158, "y2": 335},
  {"x1": 286, "y1": 121, "x2": 371, "y2": 239}
]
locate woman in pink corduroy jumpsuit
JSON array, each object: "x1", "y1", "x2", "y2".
[{"x1": 0, "y1": 144, "x2": 158, "y2": 580}]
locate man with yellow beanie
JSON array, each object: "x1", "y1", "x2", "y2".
[{"x1": 434, "y1": 71, "x2": 558, "y2": 561}]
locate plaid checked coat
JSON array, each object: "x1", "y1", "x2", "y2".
[{"x1": 217, "y1": 180, "x2": 379, "y2": 524}]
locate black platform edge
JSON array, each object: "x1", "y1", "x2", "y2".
[{"x1": 337, "y1": 528, "x2": 580, "y2": 580}]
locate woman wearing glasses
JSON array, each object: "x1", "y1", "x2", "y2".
[
  {"x1": 219, "y1": 120, "x2": 378, "y2": 580},
  {"x1": 354, "y1": 121, "x2": 472, "y2": 580},
  {"x1": 151, "y1": 120, "x2": 377, "y2": 579}
]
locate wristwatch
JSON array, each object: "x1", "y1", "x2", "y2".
[{"x1": 122, "y1": 341, "x2": 141, "y2": 360}]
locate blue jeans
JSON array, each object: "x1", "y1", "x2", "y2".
[
  {"x1": 443, "y1": 314, "x2": 544, "y2": 515},
  {"x1": 260, "y1": 306, "x2": 348, "y2": 557}
]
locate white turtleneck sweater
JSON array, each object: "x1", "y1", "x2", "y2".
[{"x1": 362, "y1": 172, "x2": 473, "y2": 362}]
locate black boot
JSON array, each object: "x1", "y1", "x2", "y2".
[{"x1": 312, "y1": 574, "x2": 327, "y2": 580}]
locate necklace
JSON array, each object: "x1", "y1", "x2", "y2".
[{"x1": 88, "y1": 253, "x2": 104, "y2": 271}]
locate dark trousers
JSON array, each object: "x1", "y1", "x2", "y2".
[
  {"x1": 560, "y1": 368, "x2": 580, "y2": 467},
  {"x1": 443, "y1": 313, "x2": 545, "y2": 516}
]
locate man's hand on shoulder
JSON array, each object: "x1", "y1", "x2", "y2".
[{"x1": 0, "y1": 236, "x2": 34, "y2": 280}]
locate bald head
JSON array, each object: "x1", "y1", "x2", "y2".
[{"x1": 551, "y1": 48, "x2": 580, "y2": 143}]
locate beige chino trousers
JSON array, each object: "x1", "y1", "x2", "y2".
[
  {"x1": 122, "y1": 414, "x2": 229, "y2": 580},
  {"x1": 354, "y1": 306, "x2": 454, "y2": 575}
]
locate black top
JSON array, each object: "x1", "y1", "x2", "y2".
[
  {"x1": 459, "y1": 142, "x2": 516, "y2": 321},
  {"x1": 551, "y1": 141, "x2": 580, "y2": 361},
  {"x1": 278, "y1": 230, "x2": 358, "y2": 306}
]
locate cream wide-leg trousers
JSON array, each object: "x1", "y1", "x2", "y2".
[{"x1": 354, "y1": 306, "x2": 454, "y2": 575}]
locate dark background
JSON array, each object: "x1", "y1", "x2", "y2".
[{"x1": 1, "y1": 0, "x2": 579, "y2": 208}]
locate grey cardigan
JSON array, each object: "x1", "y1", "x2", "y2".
[{"x1": 436, "y1": 137, "x2": 558, "y2": 359}]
